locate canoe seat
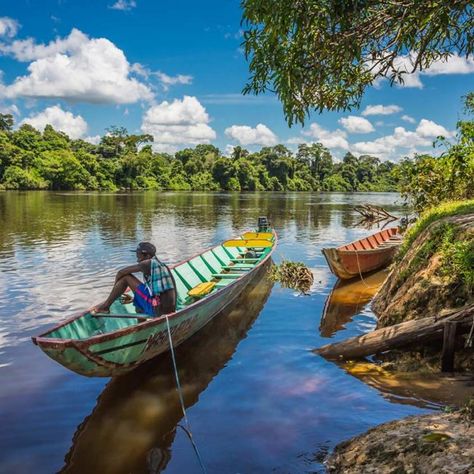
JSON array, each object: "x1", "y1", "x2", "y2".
[
  {"x1": 211, "y1": 273, "x2": 241, "y2": 279},
  {"x1": 231, "y1": 258, "x2": 259, "y2": 263},
  {"x1": 221, "y1": 266, "x2": 252, "y2": 271},
  {"x1": 188, "y1": 281, "x2": 216, "y2": 299}
]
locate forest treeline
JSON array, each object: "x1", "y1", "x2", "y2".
[
  {"x1": 0, "y1": 114, "x2": 399, "y2": 193},
  {"x1": 0, "y1": 99, "x2": 472, "y2": 211}
]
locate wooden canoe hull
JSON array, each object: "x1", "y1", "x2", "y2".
[
  {"x1": 34, "y1": 269, "x2": 259, "y2": 376},
  {"x1": 33, "y1": 232, "x2": 277, "y2": 377},
  {"x1": 322, "y1": 245, "x2": 398, "y2": 280},
  {"x1": 322, "y1": 227, "x2": 401, "y2": 280}
]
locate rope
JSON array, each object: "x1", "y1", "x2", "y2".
[
  {"x1": 465, "y1": 315, "x2": 474, "y2": 348},
  {"x1": 164, "y1": 315, "x2": 207, "y2": 474},
  {"x1": 354, "y1": 248, "x2": 379, "y2": 290}
]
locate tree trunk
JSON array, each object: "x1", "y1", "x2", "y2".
[{"x1": 315, "y1": 306, "x2": 474, "y2": 360}]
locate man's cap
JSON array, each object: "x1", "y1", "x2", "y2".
[{"x1": 133, "y1": 242, "x2": 156, "y2": 256}]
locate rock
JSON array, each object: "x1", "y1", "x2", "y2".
[{"x1": 327, "y1": 412, "x2": 474, "y2": 473}]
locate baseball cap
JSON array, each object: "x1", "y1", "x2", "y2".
[{"x1": 133, "y1": 242, "x2": 156, "y2": 256}]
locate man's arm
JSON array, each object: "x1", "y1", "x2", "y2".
[{"x1": 114, "y1": 260, "x2": 151, "y2": 282}]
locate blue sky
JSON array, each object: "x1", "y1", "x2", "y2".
[{"x1": 0, "y1": 0, "x2": 473, "y2": 161}]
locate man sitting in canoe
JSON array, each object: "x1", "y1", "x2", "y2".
[{"x1": 91, "y1": 242, "x2": 176, "y2": 317}]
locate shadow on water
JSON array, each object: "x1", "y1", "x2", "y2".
[
  {"x1": 341, "y1": 361, "x2": 474, "y2": 410},
  {"x1": 318, "y1": 271, "x2": 474, "y2": 410},
  {"x1": 319, "y1": 269, "x2": 388, "y2": 338},
  {"x1": 61, "y1": 264, "x2": 274, "y2": 474}
]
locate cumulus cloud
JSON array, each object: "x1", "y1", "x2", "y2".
[
  {"x1": 0, "y1": 103, "x2": 19, "y2": 115},
  {"x1": 415, "y1": 119, "x2": 452, "y2": 138},
  {"x1": 109, "y1": 0, "x2": 136, "y2": 10},
  {"x1": 141, "y1": 96, "x2": 216, "y2": 151},
  {"x1": 225, "y1": 123, "x2": 278, "y2": 146},
  {"x1": 84, "y1": 135, "x2": 101, "y2": 145},
  {"x1": 131, "y1": 63, "x2": 192, "y2": 91},
  {"x1": 0, "y1": 28, "x2": 153, "y2": 104},
  {"x1": 302, "y1": 123, "x2": 349, "y2": 150},
  {"x1": 338, "y1": 115, "x2": 374, "y2": 133},
  {"x1": 362, "y1": 104, "x2": 402, "y2": 116},
  {"x1": 155, "y1": 72, "x2": 192, "y2": 88},
  {"x1": 352, "y1": 119, "x2": 452, "y2": 160},
  {"x1": 20, "y1": 105, "x2": 88, "y2": 139},
  {"x1": 370, "y1": 52, "x2": 474, "y2": 89},
  {"x1": 0, "y1": 17, "x2": 19, "y2": 38},
  {"x1": 225, "y1": 144, "x2": 236, "y2": 156},
  {"x1": 352, "y1": 126, "x2": 432, "y2": 159},
  {"x1": 401, "y1": 115, "x2": 416, "y2": 124}
]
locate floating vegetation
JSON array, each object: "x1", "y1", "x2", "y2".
[{"x1": 268, "y1": 260, "x2": 314, "y2": 295}]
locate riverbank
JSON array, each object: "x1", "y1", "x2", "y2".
[
  {"x1": 326, "y1": 201, "x2": 474, "y2": 472},
  {"x1": 327, "y1": 411, "x2": 474, "y2": 473}
]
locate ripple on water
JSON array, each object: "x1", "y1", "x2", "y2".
[{"x1": 0, "y1": 192, "x2": 433, "y2": 474}]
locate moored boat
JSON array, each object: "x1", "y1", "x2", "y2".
[
  {"x1": 321, "y1": 227, "x2": 402, "y2": 280},
  {"x1": 32, "y1": 227, "x2": 277, "y2": 377}
]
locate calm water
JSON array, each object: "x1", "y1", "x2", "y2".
[{"x1": 0, "y1": 191, "x2": 439, "y2": 473}]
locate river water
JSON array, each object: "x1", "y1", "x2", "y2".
[{"x1": 0, "y1": 191, "x2": 440, "y2": 473}]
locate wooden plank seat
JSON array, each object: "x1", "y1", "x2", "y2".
[
  {"x1": 211, "y1": 273, "x2": 242, "y2": 279},
  {"x1": 231, "y1": 258, "x2": 259, "y2": 263},
  {"x1": 221, "y1": 266, "x2": 252, "y2": 271}
]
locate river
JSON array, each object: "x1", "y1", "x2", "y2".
[{"x1": 0, "y1": 191, "x2": 432, "y2": 473}]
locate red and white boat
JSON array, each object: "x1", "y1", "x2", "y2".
[{"x1": 322, "y1": 227, "x2": 402, "y2": 280}]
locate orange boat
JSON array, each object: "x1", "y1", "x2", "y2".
[{"x1": 321, "y1": 227, "x2": 402, "y2": 280}]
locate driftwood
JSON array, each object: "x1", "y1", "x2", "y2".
[
  {"x1": 315, "y1": 305, "x2": 474, "y2": 360},
  {"x1": 354, "y1": 204, "x2": 397, "y2": 220}
]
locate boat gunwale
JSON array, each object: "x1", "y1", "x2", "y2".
[
  {"x1": 32, "y1": 230, "x2": 277, "y2": 349},
  {"x1": 334, "y1": 246, "x2": 400, "y2": 255},
  {"x1": 321, "y1": 227, "x2": 400, "y2": 254}
]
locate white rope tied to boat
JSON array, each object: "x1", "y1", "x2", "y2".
[{"x1": 164, "y1": 315, "x2": 207, "y2": 474}]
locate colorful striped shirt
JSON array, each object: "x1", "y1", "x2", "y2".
[{"x1": 145, "y1": 257, "x2": 174, "y2": 296}]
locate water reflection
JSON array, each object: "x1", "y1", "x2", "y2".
[
  {"x1": 319, "y1": 270, "x2": 388, "y2": 338},
  {"x1": 61, "y1": 266, "x2": 273, "y2": 474},
  {"x1": 318, "y1": 270, "x2": 474, "y2": 410},
  {"x1": 342, "y1": 362, "x2": 474, "y2": 409}
]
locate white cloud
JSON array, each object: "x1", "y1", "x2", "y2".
[
  {"x1": 352, "y1": 125, "x2": 437, "y2": 160},
  {"x1": 154, "y1": 72, "x2": 193, "y2": 89},
  {"x1": 225, "y1": 144, "x2": 236, "y2": 156},
  {"x1": 401, "y1": 115, "x2": 416, "y2": 124},
  {"x1": 0, "y1": 28, "x2": 153, "y2": 104},
  {"x1": 0, "y1": 17, "x2": 19, "y2": 38},
  {"x1": 370, "y1": 52, "x2": 474, "y2": 89},
  {"x1": 84, "y1": 135, "x2": 101, "y2": 145},
  {"x1": 0, "y1": 103, "x2": 19, "y2": 115},
  {"x1": 424, "y1": 53, "x2": 474, "y2": 76},
  {"x1": 362, "y1": 104, "x2": 402, "y2": 116},
  {"x1": 109, "y1": 0, "x2": 136, "y2": 11},
  {"x1": 131, "y1": 63, "x2": 192, "y2": 91},
  {"x1": 141, "y1": 96, "x2": 216, "y2": 150},
  {"x1": 302, "y1": 123, "x2": 349, "y2": 150},
  {"x1": 225, "y1": 123, "x2": 278, "y2": 146},
  {"x1": 20, "y1": 105, "x2": 88, "y2": 139},
  {"x1": 415, "y1": 119, "x2": 452, "y2": 138},
  {"x1": 338, "y1": 115, "x2": 374, "y2": 133}
]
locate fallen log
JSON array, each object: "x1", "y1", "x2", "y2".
[
  {"x1": 315, "y1": 305, "x2": 474, "y2": 360},
  {"x1": 353, "y1": 204, "x2": 397, "y2": 221}
]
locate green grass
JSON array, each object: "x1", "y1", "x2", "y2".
[{"x1": 399, "y1": 200, "x2": 474, "y2": 259}]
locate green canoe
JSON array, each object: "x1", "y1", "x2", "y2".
[{"x1": 32, "y1": 229, "x2": 277, "y2": 377}]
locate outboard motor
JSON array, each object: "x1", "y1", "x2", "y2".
[{"x1": 257, "y1": 216, "x2": 270, "y2": 232}]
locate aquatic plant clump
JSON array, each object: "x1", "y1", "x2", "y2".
[{"x1": 268, "y1": 260, "x2": 314, "y2": 295}]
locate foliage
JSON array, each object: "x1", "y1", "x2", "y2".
[
  {"x1": 396, "y1": 94, "x2": 474, "y2": 212},
  {"x1": 438, "y1": 225, "x2": 474, "y2": 296},
  {"x1": 0, "y1": 117, "x2": 405, "y2": 192},
  {"x1": 268, "y1": 260, "x2": 314, "y2": 294},
  {"x1": 241, "y1": 0, "x2": 474, "y2": 125},
  {"x1": 398, "y1": 200, "x2": 474, "y2": 258}
]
